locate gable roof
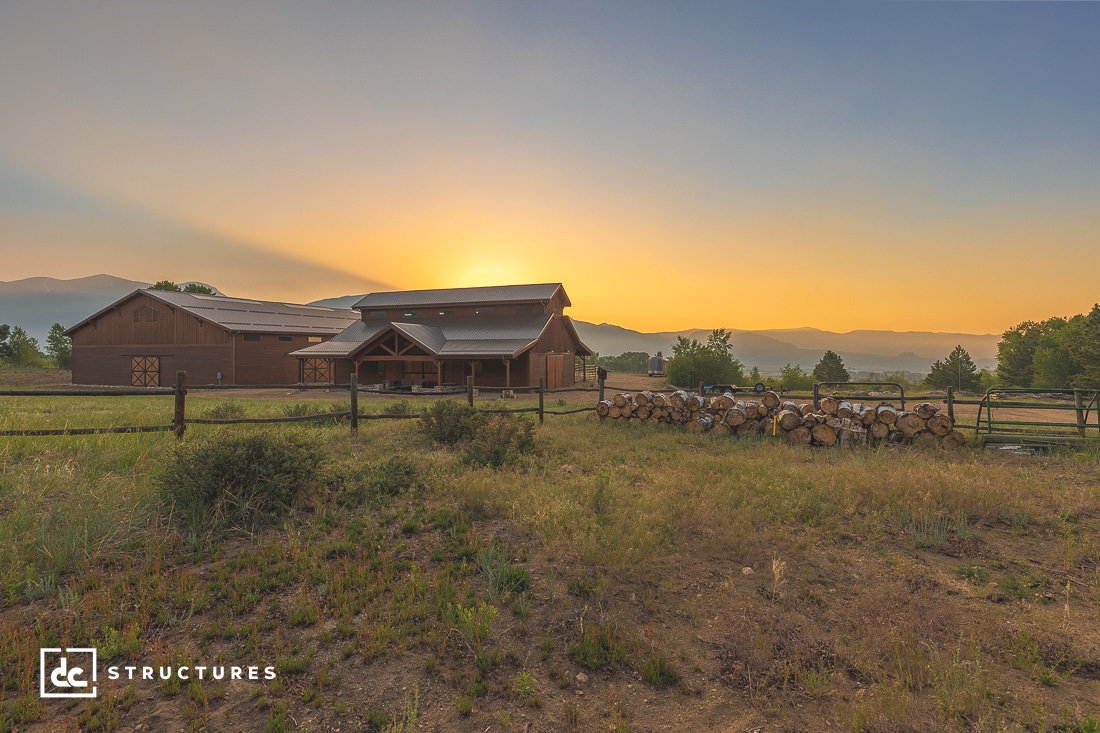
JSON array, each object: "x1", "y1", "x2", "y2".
[
  {"x1": 353, "y1": 283, "x2": 568, "y2": 310},
  {"x1": 65, "y1": 289, "x2": 359, "y2": 336},
  {"x1": 290, "y1": 314, "x2": 565, "y2": 360}
]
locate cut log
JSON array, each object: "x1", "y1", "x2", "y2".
[
  {"x1": 914, "y1": 402, "x2": 939, "y2": 419},
  {"x1": 712, "y1": 421, "x2": 733, "y2": 435},
  {"x1": 595, "y1": 400, "x2": 611, "y2": 417},
  {"x1": 859, "y1": 406, "x2": 878, "y2": 426},
  {"x1": 811, "y1": 422, "x2": 837, "y2": 446},
  {"x1": 684, "y1": 415, "x2": 714, "y2": 433},
  {"x1": 669, "y1": 390, "x2": 689, "y2": 409},
  {"x1": 788, "y1": 425, "x2": 812, "y2": 444},
  {"x1": 800, "y1": 403, "x2": 816, "y2": 417},
  {"x1": 736, "y1": 419, "x2": 760, "y2": 435},
  {"x1": 635, "y1": 404, "x2": 651, "y2": 420},
  {"x1": 820, "y1": 396, "x2": 839, "y2": 415},
  {"x1": 836, "y1": 401, "x2": 854, "y2": 419},
  {"x1": 780, "y1": 400, "x2": 800, "y2": 415},
  {"x1": 868, "y1": 421, "x2": 890, "y2": 440},
  {"x1": 777, "y1": 409, "x2": 802, "y2": 431},
  {"x1": 723, "y1": 407, "x2": 747, "y2": 427},
  {"x1": 761, "y1": 391, "x2": 781, "y2": 410},
  {"x1": 926, "y1": 413, "x2": 953, "y2": 436},
  {"x1": 714, "y1": 393, "x2": 737, "y2": 410},
  {"x1": 635, "y1": 390, "x2": 653, "y2": 407},
  {"x1": 875, "y1": 404, "x2": 898, "y2": 426},
  {"x1": 620, "y1": 402, "x2": 634, "y2": 418},
  {"x1": 941, "y1": 429, "x2": 968, "y2": 449},
  {"x1": 743, "y1": 400, "x2": 761, "y2": 420},
  {"x1": 612, "y1": 392, "x2": 632, "y2": 408},
  {"x1": 609, "y1": 405, "x2": 622, "y2": 419},
  {"x1": 651, "y1": 392, "x2": 668, "y2": 407},
  {"x1": 912, "y1": 431, "x2": 939, "y2": 450},
  {"x1": 685, "y1": 394, "x2": 705, "y2": 411},
  {"x1": 895, "y1": 412, "x2": 925, "y2": 438}
]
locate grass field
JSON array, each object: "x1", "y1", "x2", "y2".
[{"x1": 2, "y1": 371, "x2": 1100, "y2": 731}]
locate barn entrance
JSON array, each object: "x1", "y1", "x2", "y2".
[
  {"x1": 301, "y1": 358, "x2": 332, "y2": 383},
  {"x1": 546, "y1": 354, "x2": 565, "y2": 389},
  {"x1": 130, "y1": 356, "x2": 160, "y2": 387}
]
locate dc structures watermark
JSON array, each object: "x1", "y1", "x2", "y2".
[
  {"x1": 40, "y1": 646, "x2": 277, "y2": 699},
  {"x1": 40, "y1": 648, "x2": 98, "y2": 698}
]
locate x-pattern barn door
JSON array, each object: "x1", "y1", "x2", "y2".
[
  {"x1": 302, "y1": 358, "x2": 332, "y2": 383},
  {"x1": 130, "y1": 356, "x2": 160, "y2": 387}
]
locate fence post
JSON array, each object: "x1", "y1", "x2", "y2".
[
  {"x1": 598, "y1": 376, "x2": 604, "y2": 402},
  {"x1": 173, "y1": 371, "x2": 186, "y2": 440},
  {"x1": 698, "y1": 382, "x2": 704, "y2": 397},
  {"x1": 467, "y1": 376, "x2": 474, "y2": 407},
  {"x1": 946, "y1": 386, "x2": 954, "y2": 422},
  {"x1": 350, "y1": 373, "x2": 358, "y2": 434},
  {"x1": 1074, "y1": 391, "x2": 1086, "y2": 437},
  {"x1": 538, "y1": 377, "x2": 545, "y2": 424}
]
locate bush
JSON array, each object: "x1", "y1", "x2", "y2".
[
  {"x1": 332, "y1": 455, "x2": 420, "y2": 508},
  {"x1": 419, "y1": 400, "x2": 485, "y2": 445},
  {"x1": 202, "y1": 400, "x2": 247, "y2": 420},
  {"x1": 382, "y1": 399, "x2": 413, "y2": 416},
  {"x1": 158, "y1": 429, "x2": 328, "y2": 530},
  {"x1": 462, "y1": 415, "x2": 536, "y2": 468}
]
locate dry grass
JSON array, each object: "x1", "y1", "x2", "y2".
[{"x1": 1, "y1": 395, "x2": 1099, "y2": 731}]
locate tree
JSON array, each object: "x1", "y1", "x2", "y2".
[
  {"x1": 665, "y1": 328, "x2": 745, "y2": 387},
  {"x1": 182, "y1": 283, "x2": 215, "y2": 294},
  {"x1": 46, "y1": 322, "x2": 72, "y2": 369},
  {"x1": 996, "y1": 320, "x2": 1052, "y2": 386},
  {"x1": 812, "y1": 350, "x2": 850, "y2": 383},
  {"x1": 6, "y1": 326, "x2": 45, "y2": 367},
  {"x1": 0, "y1": 324, "x2": 11, "y2": 360},
  {"x1": 1069, "y1": 304, "x2": 1100, "y2": 389},
  {"x1": 595, "y1": 351, "x2": 650, "y2": 373},
  {"x1": 1031, "y1": 315, "x2": 1084, "y2": 388},
  {"x1": 777, "y1": 363, "x2": 815, "y2": 391},
  {"x1": 748, "y1": 365, "x2": 762, "y2": 384},
  {"x1": 149, "y1": 280, "x2": 180, "y2": 292},
  {"x1": 924, "y1": 345, "x2": 981, "y2": 391}
]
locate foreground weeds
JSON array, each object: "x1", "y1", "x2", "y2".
[{"x1": 1, "y1": 405, "x2": 1099, "y2": 731}]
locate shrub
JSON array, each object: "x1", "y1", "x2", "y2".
[
  {"x1": 568, "y1": 620, "x2": 629, "y2": 670},
  {"x1": 382, "y1": 399, "x2": 413, "y2": 416},
  {"x1": 202, "y1": 401, "x2": 247, "y2": 420},
  {"x1": 158, "y1": 429, "x2": 328, "y2": 530},
  {"x1": 641, "y1": 654, "x2": 680, "y2": 688},
  {"x1": 332, "y1": 455, "x2": 420, "y2": 508},
  {"x1": 419, "y1": 400, "x2": 484, "y2": 445},
  {"x1": 462, "y1": 415, "x2": 536, "y2": 468}
]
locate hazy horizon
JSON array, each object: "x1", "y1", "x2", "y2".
[{"x1": 3, "y1": 2, "x2": 1098, "y2": 334}]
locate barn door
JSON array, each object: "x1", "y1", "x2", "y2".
[
  {"x1": 131, "y1": 356, "x2": 160, "y2": 387},
  {"x1": 546, "y1": 354, "x2": 565, "y2": 389},
  {"x1": 302, "y1": 358, "x2": 332, "y2": 383}
]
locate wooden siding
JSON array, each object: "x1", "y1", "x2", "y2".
[
  {"x1": 70, "y1": 292, "x2": 231, "y2": 347},
  {"x1": 72, "y1": 344, "x2": 233, "y2": 387},
  {"x1": 232, "y1": 334, "x2": 317, "y2": 385}
]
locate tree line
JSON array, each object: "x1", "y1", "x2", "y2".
[{"x1": 0, "y1": 323, "x2": 71, "y2": 369}]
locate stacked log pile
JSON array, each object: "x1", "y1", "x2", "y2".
[{"x1": 595, "y1": 391, "x2": 966, "y2": 448}]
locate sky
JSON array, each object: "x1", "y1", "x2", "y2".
[{"x1": 1, "y1": 1, "x2": 1098, "y2": 334}]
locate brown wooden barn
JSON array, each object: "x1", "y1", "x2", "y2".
[
  {"x1": 290, "y1": 283, "x2": 593, "y2": 388},
  {"x1": 65, "y1": 289, "x2": 358, "y2": 386}
]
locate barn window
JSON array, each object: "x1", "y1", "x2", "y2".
[
  {"x1": 278, "y1": 335, "x2": 293, "y2": 342},
  {"x1": 402, "y1": 309, "x2": 419, "y2": 317},
  {"x1": 308, "y1": 336, "x2": 322, "y2": 343},
  {"x1": 369, "y1": 310, "x2": 387, "y2": 319},
  {"x1": 515, "y1": 304, "x2": 536, "y2": 314},
  {"x1": 475, "y1": 306, "x2": 494, "y2": 315},
  {"x1": 437, "y1": 308, "x2": 456, "y2": 316},
  {"x1": 243, "y1": 334, "x2": 261, "y2": 342},
  {"x1": 367, "y1": 361, "x2": 385, "y2": 375},
  {"x1": 133, "y1": 306, "x2": 159, "y2": 323}
]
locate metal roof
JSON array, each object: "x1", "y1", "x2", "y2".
[
  {"x1": 66, "y1": 289, "x2": 359, "y2": 336},
  {"x1": 290, "y1": 314, "x2": 557, "y2": 359},
  {"x1": 353, "y1": 283, "x2": 567, "y2": 310}
]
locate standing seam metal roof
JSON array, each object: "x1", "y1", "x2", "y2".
[{"x1": 353, "y1": 283, "x2": 566, "y2": 310}]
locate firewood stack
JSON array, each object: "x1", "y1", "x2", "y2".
[{"x1": 595, "y1": 392, "x2": 967, "y2": 447}]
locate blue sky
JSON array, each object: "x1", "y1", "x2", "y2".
[{"x1": 2, "y1": 1, "x2": 1098, "y2": 332}]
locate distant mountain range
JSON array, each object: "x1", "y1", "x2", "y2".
[{"x1": 1, "y1": 276, "x2": 998, "y2": 373}]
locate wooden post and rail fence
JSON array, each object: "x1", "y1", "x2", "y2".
[{"x1": 2, "y1": 374, "x2": 1096, "y2": 444}]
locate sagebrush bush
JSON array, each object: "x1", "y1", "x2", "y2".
[
  {"x1": 202, "y1": 400, "x2": 247, "y2": 420},
  {"x1": 462, "y1": 415, "x2": 536, "y2": 468},
  {"x1": 332, "y1": 455, "x2": 420, "y2": 508},
  {"x1": 419, "y1": 400, "x2": 485, "y2": 445},
  {"x1": 158, "y1": 429, "x2": 328, "y2": 530}
]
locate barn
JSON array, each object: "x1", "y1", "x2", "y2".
[
  {"x1": 290, "y1": 283, "x2": 593, "y2": 389},
  {"x1": 65, "y1": 289, "x2": 358, "y2": 386}
]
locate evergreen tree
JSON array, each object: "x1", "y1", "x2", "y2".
[
  {"x1": 749, "y1": 365, "x2": 762, "y2": 384},
  {"x1": 182, "y1": 283, "x2": 215, "y2": 294},
  {"x1": 149, "y1": 280, "x2": 180, "y2": 292},
  {"x1": 778, "y1": 363, "x2": 815, "y2": 390},
  {"x1": 0, "y1": 324, "x2": 11, "y2": 360},
  {"x1": 925, "y1": 345, "x2": 981, "y2": 391},
  {"x1": 812, "y1": 350, "x2": 850, "y2": 383},
  {"x1": 996, "y1": 320, "x2": 1051, "y2": 386},
  {"x1": 46, "y1": 322, "x2": 73, "y2": 369}
]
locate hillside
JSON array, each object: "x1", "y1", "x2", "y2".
[{"x1": 0, "y1": 274, "x2": 149, "y2": 341}]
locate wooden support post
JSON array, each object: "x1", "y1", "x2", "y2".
[
  {"x1": 173, "y1": 370, "x2": 186, "y2": 441},
  {"x1": 467, "y1": 376, "x2": 474, "y2": 407},
  {"x1": 598, "y1": 376, "x2": 604, "y2": 402},
  {"x1": 350, "y1": 373, "x2": 358, "y2": 434},
  {"x1": 946, "y1": 386, "x2": 954, "y2": 422},
  {"x1": 698, "y1": 381, "x2": 705, "y2": 397},
  {"x1": 1075, "y1": 391, "x2": 1086, "y2": 437},
  {"x1": 538, "y1": 377, "x2": 545, "y2": 424}
]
